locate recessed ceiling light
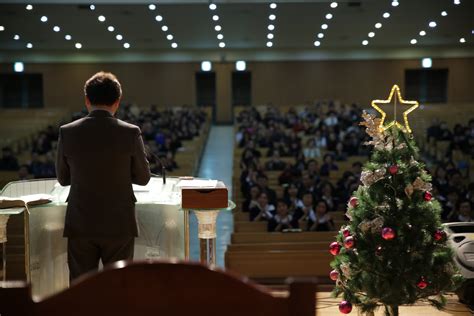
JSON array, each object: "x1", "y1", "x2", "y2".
[
  {"x1": 270, "y1": 3, "x2": 277, "y2": 9},
  {"x1": 65, "y1": 34, "x2": 72, "y2": 40},
  {"x1": 155, "y1": 15, "x2": 163, "y2": 22},
  {"x1": 98, "y1": 15, "x2": 106, "y2": 22},
  {"x1": 391, "y1": 0, "x2": 399, "y2": 7},
  {"x1": 326, "y1": 13, "x2": 333, "y2": 20},
  {"x1": 219, "y1": 42, "x2": 226, "y2": 48},
  {"x1": 419, "y1": 30, "x2": 426, "y2": 36},
  {"x1": 321, "y1": 24, "x2": 328, "y2": 29},
  {"x1": 171, "y1": 42, "x2": 178, "y2": 48},
  {"x1": 14, "y1": 34, "x2": 20, "y2": 40},
  {"x1": 429, "y1": 21, "x2": 437, "y2": 28},
  {"x1": 209, "y1": 3, "x2": 217, "y2": 10},
  {"x1": 214, "y1": 25, "x2": 221, "y2": 31},
  {"x1": 167, "y1": 34, "x2": 173, "y2": 40},
  {"x1": 123, "y1": 42, "x2": 130, "y2": 48},
  {"x1": 268, "y1": 24, "x2": 275, "y2": 31},
  {"x1": 375, "y1": 22, "x2": 382, "y2": 28},
  {"x1": 454, "y1": 0, "x2": 460, "y2": 4},
  {"x1": 236, "y1": 61, "x2": 246, "y2": 71},
  {"x1": 267, "y1": 33, "x2": 273, "y2": 39},
  {"x1": 314, "y1": 40, "x2": 321, "y2": 47},
  {"x1": 148, "y1": 4, "x2": 156, "y2": 10},
  {"x1": 14, "y1": 62, "x2": 24, "y2": 73},
  {"x1": 116, "y1": 34, "x2": 123, "y2": 40},
  {"x1": 318, "y1": 33, "x2": 324, "y2": 38},
  {"x1": 441, "y1": 11, "x2": 447, "y2": 16},
  {"x1": 330, "y1": 2, "x2": 338, "y2": 8},
  {"x1": 460, "y1": 37, "x2": 466, "y2": 43},
  {"x1": 368, "y1": 32, "x2": 375, "y2": 37},
  {"x1": 26, "y1": 43, "x2": 33, "y2": 49},
  {"x1": 108, "y1": 26, "x2": 115, "y2": 32},
  {"x1": 266, "y1": 41, "x2": 273, "y2": 47},
  {"x1": 41, "y1": 16, "x2": 48, "y2": 22},
  {"x1": 0, "y1": 26, "x2": 4, "y2": 31},
  {"x1": 75, "y1": 43, "x2": 82, "y2": 49},
  {"x1": 89, "y1": 4, "x2": 95, "y2": 10},
  {"x1": 201, "y1": 61, "x2": 212, "y2": 71},
  {"x1": 53, "y1": 26, "x2": 60, "y2": 32},
  {"x1": 162, "y1": 25, "x2": 168, "y2": 32},
  {"x1": 410, "y1": 39, "x2": 417, "y2": 44},
  {"x1": 383, "y1": 12, "x2": 390, "y2": 18},
  {"x1": 213, "y1": 15, "x2": 219, "y2": 21},
  {"x1": 422, "y1": 57, "x2": 432, "y2": 68},
  {"x1": 26, "y1": 4, "x2": 33, "y2": 10},
  {"x1": 269, "y1": 14, "x2": 276, "y2": 20},
  {"x1": 362, "y1": 40, "x2": 369, "y2": 45},
  {"x1": 217, "y1": 33, "x2": 224, "y2": 40}
]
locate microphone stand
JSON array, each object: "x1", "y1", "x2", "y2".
[{"x1": 146, "y1": 145, "x2": 166, "y2": 185}]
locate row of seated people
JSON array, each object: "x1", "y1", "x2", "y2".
[{"x1": 0, "y1": 104, "x2": 207, "y2": 181}]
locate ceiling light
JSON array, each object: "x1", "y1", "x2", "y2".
[
  {"x1": 162, "y1": 25, "x2": 168, "y2": 31},
  {"x1": 155, "y1": 15, "x2": 163, "y2": 22},
  {"x1": 330, "y1": 2, "x2": 338, "y2": 8},
  {"x1": 391, "y1": 0, "x2": 399, "y2": 7},
  {"x1": 441, "y1": 11, "x2": 447, "y2": 16},
  {"x1": 213, "y1": 15, "x2": 219, "y2": 21},
  {"x1": 266, "y1": 41, "x2": 273, "y2": 47},
  {"x1": 89, "y1": 4, "x2": 95, "y2": 10},
  {"x1": 454, "y1": 0, "x2": 460, "y2": 4},
  {"x1": 270, "y1": 3, "x2": 277, "y2": 9},
  {"x1": 318, "y1": 33, "x2": 324, "y2": 38},
  {"x1": 148, "y1": 4, "x2": 156, "y2": 10},
  {"x1": 0, "y1": 26, "x2": 4, "y2": 31},
  {"x1": 375, "y1": 22, "x2": 382, "y2": 28},
  {"x1": 98, "y1": 15, "x2": 106, "y2": 22},
  {"x1": 167, "y1": 34, "x2": 173, "y2": 40},
  {"x1": 26, "y1": 43, "x2": 33, "y2": 49},
  {"x1": 422, "y1": 58, "x2": 432, "y2": 68},
  {"x1": 201, "y1": 61, "x2": 212, "y2": 71},
  {"x1": 14, "y1": 62, "x2": 24, "y2": 72},
  {"x1": 460, "y1": 38, "x2": 466, "y2": 43},
  {"x1": 219, "y1": 42, "x2": 226, "y2": 48},
  {"x1": 321, "y1": 24, "x2": 328, "y2": 29},
  {"x1": 362, "y1": 40, "x2": 369, "y2": 45},
  {"x1": 41, "y1": 16, "x2": 48, "y2": 22},
  {"x1": 383, "y1": 12, "x2": 390, "y2": 18},
  {"x1": 368, "y1": 32, "x2": 375, "y2": 37},
  {"x1": 419, "y1": 30, "x2": 426, "y2": 36},
  {"x1": 209, "y1": 3, "x2": 217, "y2": 10},
  {"x1": 53, "y1": 26, "x2": 60, "y2": 32},
  {"x1": 269, "y1": 14, "x2": 276, "y2": 20},
  {"x1": 214, "y1": 25, "x2": 221, "y2": 31},
  {"x1": 116, "y1": 34, "x2": 123, "y2": 40},
  {"x1": 236, "y1": 61, "x2": 246, "y2": 71},
  {"x1": 314, "y1": 41, "x2": 321, "y2": 47},
  {"x1": 26, "y1": 4, "x2": 33, "y2": 10},
  {"x1": 171, "y1": 42, "x2": 178, "y2": 48},
  {"x1": 267, "y1": 33, "x2": 273, "y2": 39},
  {"x1": 326, "y1": 13, "x2": 333, "y2": 20},
  {"x1": 217, "y1": 33, "x2": 224, "y2": 39},
  {"x1": 75, "y1": 43, "x2": 82, "y2": 49},
  {"x1": 268, "y1": 24, "x2": 275, "y2": 31},
  {"x1": 65, "y1": 34, "x2": 72, "y2": 40},
  {"x1": 123, "y1": 42, "x2": 130, "y2": 48},
  {"x1": 14, "y1": 34, "x2": 20, "y2": 40},
  {"x1": 429, "y1": 21, "x2": 437, "y2": 28},
  {"x1": 108, "y1": 26, "x2": 115, "y2": 32},
  {"x1": 410, "y1": 39, "x2": 417, "y2": 44}
]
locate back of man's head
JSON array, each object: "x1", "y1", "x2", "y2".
[{"x1": 84, "y1": 71, "x2": 122, "y2": 106}]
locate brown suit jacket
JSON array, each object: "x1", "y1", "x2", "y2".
[{"x1": 56, "y1": 110, "x2": 151, "y2": 238}]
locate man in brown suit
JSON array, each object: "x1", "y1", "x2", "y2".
[{"x1": 56, "y1": 71, "x2": 151, "y2": 281}]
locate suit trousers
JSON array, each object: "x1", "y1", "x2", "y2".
[{"x1": 67, "y1": 237, "x2": 135, "y2": 282}]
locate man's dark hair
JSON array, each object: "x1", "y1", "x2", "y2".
[{"x1": 84, "y1": 71, "x2": 122, "y2": 106}]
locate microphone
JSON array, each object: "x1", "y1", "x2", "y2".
[{"x1": 145, "y1": 145, "x2": 166, "y2": 185}]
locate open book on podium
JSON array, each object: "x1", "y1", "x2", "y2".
[
  {"x1": 0, "y1": 194, "x2": 52, "y2": 210},
  {"x1": 178, "y1": 179, "x2": 228, "y2": 209}
]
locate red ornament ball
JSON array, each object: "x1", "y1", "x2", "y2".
[
  {"x1": 375, "y1": 246, "x2": 383, "y2": 256},
  {"x1": 330, "y1": 269, "x2": 339, "y2": 281},
  {"x1": 417, "y1": 277, "x2": 428, "y2": 289},
  {"x1": 424, "y1": 191, "x2": 432, "y2": 201},
  {"x1": 381, "y1": 227, "x2": 396, "y2": 240},
  {"x1": 339, "y1": 301, "x2": 353, "y2": 314},
  {"x1": 344, "y1": 236, "x2": 355, "y2": 249},
  {"x1": 342, "y1": 228, "x2": 351, "y2": 238},
  {"x1": 349, "y1": 197, "x2": 358, "y2": 208},
  {"x1": 434, "y1": 230, "x2": 446, "y2": 241},
  {"x1": 389, "y1": 165, "x2": 399, "y2": 175},
  {"x1": 329, "y1": 242, "x2": 342, "y2": 256}
]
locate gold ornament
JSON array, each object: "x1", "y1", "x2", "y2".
[
  {"x1": 360, "y1": 168, "x2": 386, "y2": 186},
  {"x1": 412, "y1": 177, "x2": 432, "y2": 192},
  {"x1": 371, "y1": 84, "x2": 419, "y2": 133},
  {"x1": 405, "y1": 183, "x2": 414, "y2": 198},
  {"x1": 358, "y1": 217, "x2": 384, "y2": 234}
]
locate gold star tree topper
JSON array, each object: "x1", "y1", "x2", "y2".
[{"x1": 371, "y1": 84, "x2": 419, "y2": 133}]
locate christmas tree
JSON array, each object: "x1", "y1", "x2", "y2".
[{"x1": 329, "y1": 85, "x2": 463, "y2": 316}]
